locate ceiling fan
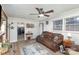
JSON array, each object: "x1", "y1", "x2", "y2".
[{"x1": 30, "y1": 8, "x2": 54, "y2": 18}]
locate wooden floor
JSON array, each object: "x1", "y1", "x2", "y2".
[
  {"x1": 3, "y1": 39, "x2": 63, "y2": 55},
  {"x1": 4, "y1": 40, "x2": 36, "y2": 55}
]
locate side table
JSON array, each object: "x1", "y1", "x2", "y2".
[
  {"x1": 26, "y1": 33, "x2": 33, "y2": 40},
  {"x1": 63, "y1": 39, "x2": 74, "y2": 48}
]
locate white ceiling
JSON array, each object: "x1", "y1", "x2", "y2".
[{"x1": 2, "y1": 4, "x2": 79, "y2": 20}]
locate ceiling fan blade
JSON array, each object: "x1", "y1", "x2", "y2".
[
  {"x1": 40, "y1": 8, "x2": 44, "y2": 14},
  {"x1": 30, "y1": 13, "x2": 38, "y2": 15},
  {"x1": 40, "y1": 8, "x2": 43, "y2": 11},
  {"x1": 36, "y1": 8, "x2": 41, "y2": 14},
  {"x1": 44, "y1": 14, "x2": 50, "y2": 17},
  {"x1": 45, "y1": 10, "x2": 54, "y2": 13}
]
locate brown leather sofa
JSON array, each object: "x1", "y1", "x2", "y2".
[{"x1": 36, "y1": 31, "x2": 64, "y2": 52}]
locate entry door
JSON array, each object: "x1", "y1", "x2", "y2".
[{"x1": 9, "y1": 22, "x2": 17, "y2": 42}]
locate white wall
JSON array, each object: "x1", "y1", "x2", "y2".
[
  {"x1": 40, "y1": 8, "x2": 79, "y2": 45},
  {"x1": 8, "y1": 8, "x2": 79, "y2": 44},
  {"x1": 8, "y1": 17, "x2": 40, "y2": 42}
]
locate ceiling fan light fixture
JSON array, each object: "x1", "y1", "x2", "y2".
[{"x1": 39, "y1": 14, "x2": 44, "y2": 17}]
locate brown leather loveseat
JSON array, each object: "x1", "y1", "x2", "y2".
[{"x1": 36, "y1": 31, "x2": 64, "y2": 52}]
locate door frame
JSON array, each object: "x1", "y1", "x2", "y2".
[{"x1": 17, "y1": 23, "x2": 25, "y2": 42}]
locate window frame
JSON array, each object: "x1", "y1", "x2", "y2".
[
  {"x1": 65, "y1": 16, "x2": 79, "y2": 31},
  {"x1": 53, "y1": 19, "x2": 63, "y2": 31}
]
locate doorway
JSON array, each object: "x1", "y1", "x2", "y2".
[{"x1": 17, "y1": 23, "x2": 25, "y2": 41}]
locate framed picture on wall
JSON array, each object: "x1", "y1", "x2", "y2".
[{"x1": 26, "y1": 23, "x2": 34, "y2": 28}]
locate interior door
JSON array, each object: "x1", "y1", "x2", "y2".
[{"x1": 39, "y1": 23, "x2": 44, "y2": 34}]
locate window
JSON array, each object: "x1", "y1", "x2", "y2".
[
  {"x1": 53, "y1": 20, "x2": 63, "y2": 30},
  {"x1": 66, "y1": 17, "x2": 79, "y2": 31}
]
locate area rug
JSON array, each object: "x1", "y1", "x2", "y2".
[{"x1": 21, "y1": 42, "x2": 53, "y2": 55}]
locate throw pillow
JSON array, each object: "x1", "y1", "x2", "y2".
[{"x1": 53, "y1": 36, "x2": 59, "y2": 43}]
